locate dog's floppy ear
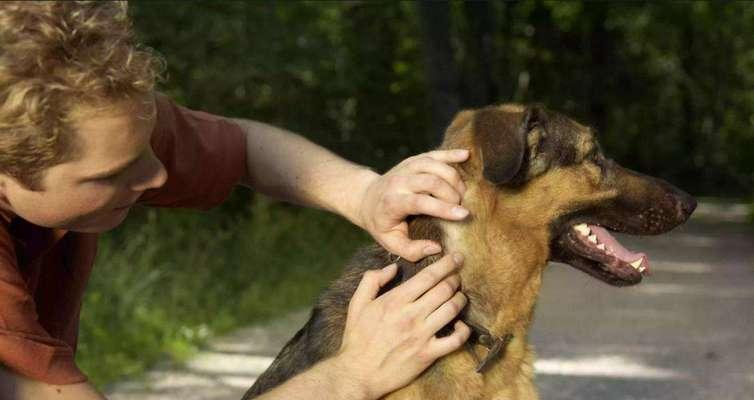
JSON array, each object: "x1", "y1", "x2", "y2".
[{"x1": 473, "y1": 105, "x2": 545, "y2": 185}]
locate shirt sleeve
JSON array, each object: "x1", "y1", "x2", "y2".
[
  {"x1": 0, "y1": 229, "x2": 86, "y2": 385},
  {"x1": 138, "y1": 94, "x2": 248, "y2": 209}
]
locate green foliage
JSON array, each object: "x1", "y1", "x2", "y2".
[
  {"x1": 488, "y1": 1, "x2": 754, "y2": 195},
  {"x1": 77, "y1": 197, "x2": 368, "y2": 386},
  {"x1": 130, "y1": 1, "x2": 429, "y2": 172},
  {"x1": 128, "y1": 0, "x2": 753, "y2": 196}
]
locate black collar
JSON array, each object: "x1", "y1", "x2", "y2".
[{"x1": 462, "y1": 318, "x2": 514, "y2": 373}]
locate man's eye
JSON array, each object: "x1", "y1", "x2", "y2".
[{"x1": 96, "y1": 169, "x2": 125, "y2": 182}]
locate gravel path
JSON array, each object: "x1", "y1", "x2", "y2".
[{"x1": 107, "y1": 201, "x2": 753, "y2": 400}]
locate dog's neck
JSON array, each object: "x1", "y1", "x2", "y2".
[
  {"x1": 398, "y1": 209, "x2": 550, "y2": 371},
  {"x1": 404, "y1": 216, "x2": 549, "y2": 330}
]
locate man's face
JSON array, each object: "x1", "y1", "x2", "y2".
[{"x1": 0, "y1": 94, "x2": 167, "y2": 233}]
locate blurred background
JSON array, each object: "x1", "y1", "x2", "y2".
[{"x1": 78, "y1": 0, "x2": 754, "y2": 396}]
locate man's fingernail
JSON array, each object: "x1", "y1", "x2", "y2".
[
  {"x1": 423, "y1": 244, "x2": 441, "y2": 255},
  {"x1": 454, "y1": 149, "x2": 469, "y2": 158},
  {"x1": 453, "y1": 253, "x2": 464, "y2": 264},
  {"x1": 452, "y1": 206, "x2": 469, "y2": 218}
]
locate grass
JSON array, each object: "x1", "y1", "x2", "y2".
[{"x1": 76, "y1": 195, "x2": 369, "y2": 388}]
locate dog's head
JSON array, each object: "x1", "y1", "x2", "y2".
[{"x1": 442, "y1": 104, "x2": 696, "y2": 287}]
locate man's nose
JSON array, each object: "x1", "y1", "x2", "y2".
[{"x1": 130, "y1": 159, "x2": 167, "y2": 192}]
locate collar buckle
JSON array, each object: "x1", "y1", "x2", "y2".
[
  {"x1": 470, "y1": 333, "x2": 514, "y2": 373},
  {"x1": 463, "y1": 318, "x2": 514, "y2": 373}
]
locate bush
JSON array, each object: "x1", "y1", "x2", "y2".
[{"x1": 77, "y1": 196, "x2": 369, "y2": 387}]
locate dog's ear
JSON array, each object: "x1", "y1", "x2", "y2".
[{"x1": 473, "y1": 105, "x2": 546, "y2": 185}]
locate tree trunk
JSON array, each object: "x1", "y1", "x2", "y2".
[
  {"x1": 461, "y1": 0, "x2": 497, "y2": 107},
  {"x1": 417, "y1": 1, "x2": 461, "y2": 144},
  {"x1": 587, "y1": 3, "x2": 609, "y2": 133}
]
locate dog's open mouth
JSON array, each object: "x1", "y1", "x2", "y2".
[{"x1": 556, "y1": 223, "x2": 649, "y2": 286}]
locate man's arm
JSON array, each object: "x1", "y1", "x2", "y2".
[
  {"x1": 255, "y1": 356, "x2": 368, "y2": 400},
  {"x1": 233, "y1": 118, "x2": 376, "y2": 228},
  {"x1": 0, "y1": 366, "x2": 105, "y2": 400},
  {"x1": 233, "y1": 118, "x2": 470, "y2": 262}
]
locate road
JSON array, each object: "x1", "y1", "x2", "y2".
[
  {"x1": 108, "y1": 201, "x2": 753, "y2": 400},
  {"x1": 531, "y1": 201, "x2": 754, "y2": 400}
]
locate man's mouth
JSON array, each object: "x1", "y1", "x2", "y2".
[
  {"x1": 113, "y1": 195, "x2": 142, "y2": 211},
  {"x1": 113, "y1": 202, "x2": 136, "y2": 211}
]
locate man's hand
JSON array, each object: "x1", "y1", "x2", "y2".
[
  {"x1": 335, "y1": 253, "x2": 471, "y2": 399},
  {"x1": 356, "y1": 150, "x2": 470, "y2": 262}
]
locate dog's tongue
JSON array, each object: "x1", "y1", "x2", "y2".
[{"x1": 588, "y1": 225, "x2": 648, "y2": 268}]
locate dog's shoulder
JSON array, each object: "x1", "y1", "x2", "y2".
[{"x1": 244, "y1": 244, "x2": 392, "y2": 398}]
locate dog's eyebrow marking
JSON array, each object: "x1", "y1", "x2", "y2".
[
  {"x1": 499, "y1": 104, "x2": 525, "y2": 113},
  {"x1": 575, "y1": 133, "x2": 596, "y2": 160},
  {"x1": 585, "y1": 142, "x2": 599, "y2": 159}
]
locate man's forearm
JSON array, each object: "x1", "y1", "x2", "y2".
[
  {"x1": 233, "y1": 118, "x2": 378, "y2": 228},
  {"x1": 0, "y1": 366, "x2": 106, "y2": 400},
  {"x1": 256, "y1": 356, "x2": 370, "y2": 400}
]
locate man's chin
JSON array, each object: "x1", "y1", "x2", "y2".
[{"x1": 67, "y1": 207, "x2": 131, "y2": 233}]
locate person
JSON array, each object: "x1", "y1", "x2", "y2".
[{"x1": 0, "y1": 2, "x2": 472, "y2": 399}]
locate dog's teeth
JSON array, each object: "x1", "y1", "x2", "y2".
[
  {"x1": 630, "y1": 259, "x2": 643, "y2": 269},
  {"x1": 638, "y1": 266, "x2": 646, "y2": 273},
  {"x1": 596, "y1": 243, "x2": 606, "y2": 251},
  {"x1": 588, "y1": 235, "x2": 598, "y2": 244},
  {"x1": 573, "y1": 224, "x2": 590, "y2": 236}
]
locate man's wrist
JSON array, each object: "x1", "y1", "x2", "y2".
[
  {"x1": 321, "y1": 354, "x2": 373, "y2": 400},
  {"x1": 339, "y1": 166, "x2": 379, "y2": 230}
]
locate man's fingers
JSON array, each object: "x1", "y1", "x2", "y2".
[
  {"x1": 408, "y1": 174, "x2": 461, "y2": 204},
  {"x1": 379, "y1": 232, "x2": 440, "y2": 262},
  {"x1": 425, "y1": 320, "x2": 472, "y2": 359},
  {"x1": 405, "y1": 155, "x2": 467, "y2": 196},
  {"x1": 423, "y1": 291, "x2": 467, "y2": 334},
  {"x1": 422, "y1": 149, "x2": 470, "y2": 164},
  {"x1": 400, "y1": 193, "x2": 469, "y2": 221},
  {"x1": 349, "y1": 264, "x2": 398, "y2": 316},
  {"x1": 394, "y1": 253, "x2": 463, "y2": 302},
  {"x1": 412, "y1": 273, "x2": 461, "y2": 317}
]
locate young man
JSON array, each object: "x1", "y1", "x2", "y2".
[{"x1": 0, "y1": 2, "x2": 472, "y2": 399}]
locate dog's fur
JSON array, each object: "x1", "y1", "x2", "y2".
[{"x1": 243, "y1": 104, "x2": 696, "y2": 400}]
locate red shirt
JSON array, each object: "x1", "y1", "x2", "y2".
[{"x1": 0, "y1": 95, "x2": 247, "y2": 384}]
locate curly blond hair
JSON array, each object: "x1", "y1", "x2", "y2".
[{"x1": 0, "y1": 1, "x2": 164, "y2": 190}]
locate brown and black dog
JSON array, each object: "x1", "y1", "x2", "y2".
[{"x1": 243, "y1": 104, "x2": 696, "y2": 400}]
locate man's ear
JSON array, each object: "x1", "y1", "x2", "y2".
[
  {"x1": 472, "y1": 105, "x2": 547, "y2": 185},
  {"x1": 0, "y1": 175, "x2": 12, "y2": 212}
]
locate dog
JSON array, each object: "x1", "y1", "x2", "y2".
[{"x1": 243, "y1": 104, "x2": 696, "y2": 399}]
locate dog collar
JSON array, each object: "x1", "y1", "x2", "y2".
[{"x1": 462, "y1": 318, "x2": 514, "y2": 373}]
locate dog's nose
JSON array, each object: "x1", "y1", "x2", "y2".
[
  {"x1": 674, "y1": 190, "x2": 697, "y2": 219},
  {"x1": 681, "y1": 196, "x2": 697, "y2": 215}
]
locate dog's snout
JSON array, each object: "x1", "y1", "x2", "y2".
[
  {"x1": 674, "y1": 189, "x2": 697, "y2": 219},
  {"x1": 681, "y1": 195, "x2": 697, "y2": 216}
]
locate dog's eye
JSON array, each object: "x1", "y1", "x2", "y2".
[{"x1": 592, "y1": 155, "x2": 610, "y2": 176}]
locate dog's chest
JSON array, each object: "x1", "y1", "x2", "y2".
[{"x1": 383, "y1": 346, "x2": 538, "y2": 400}]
